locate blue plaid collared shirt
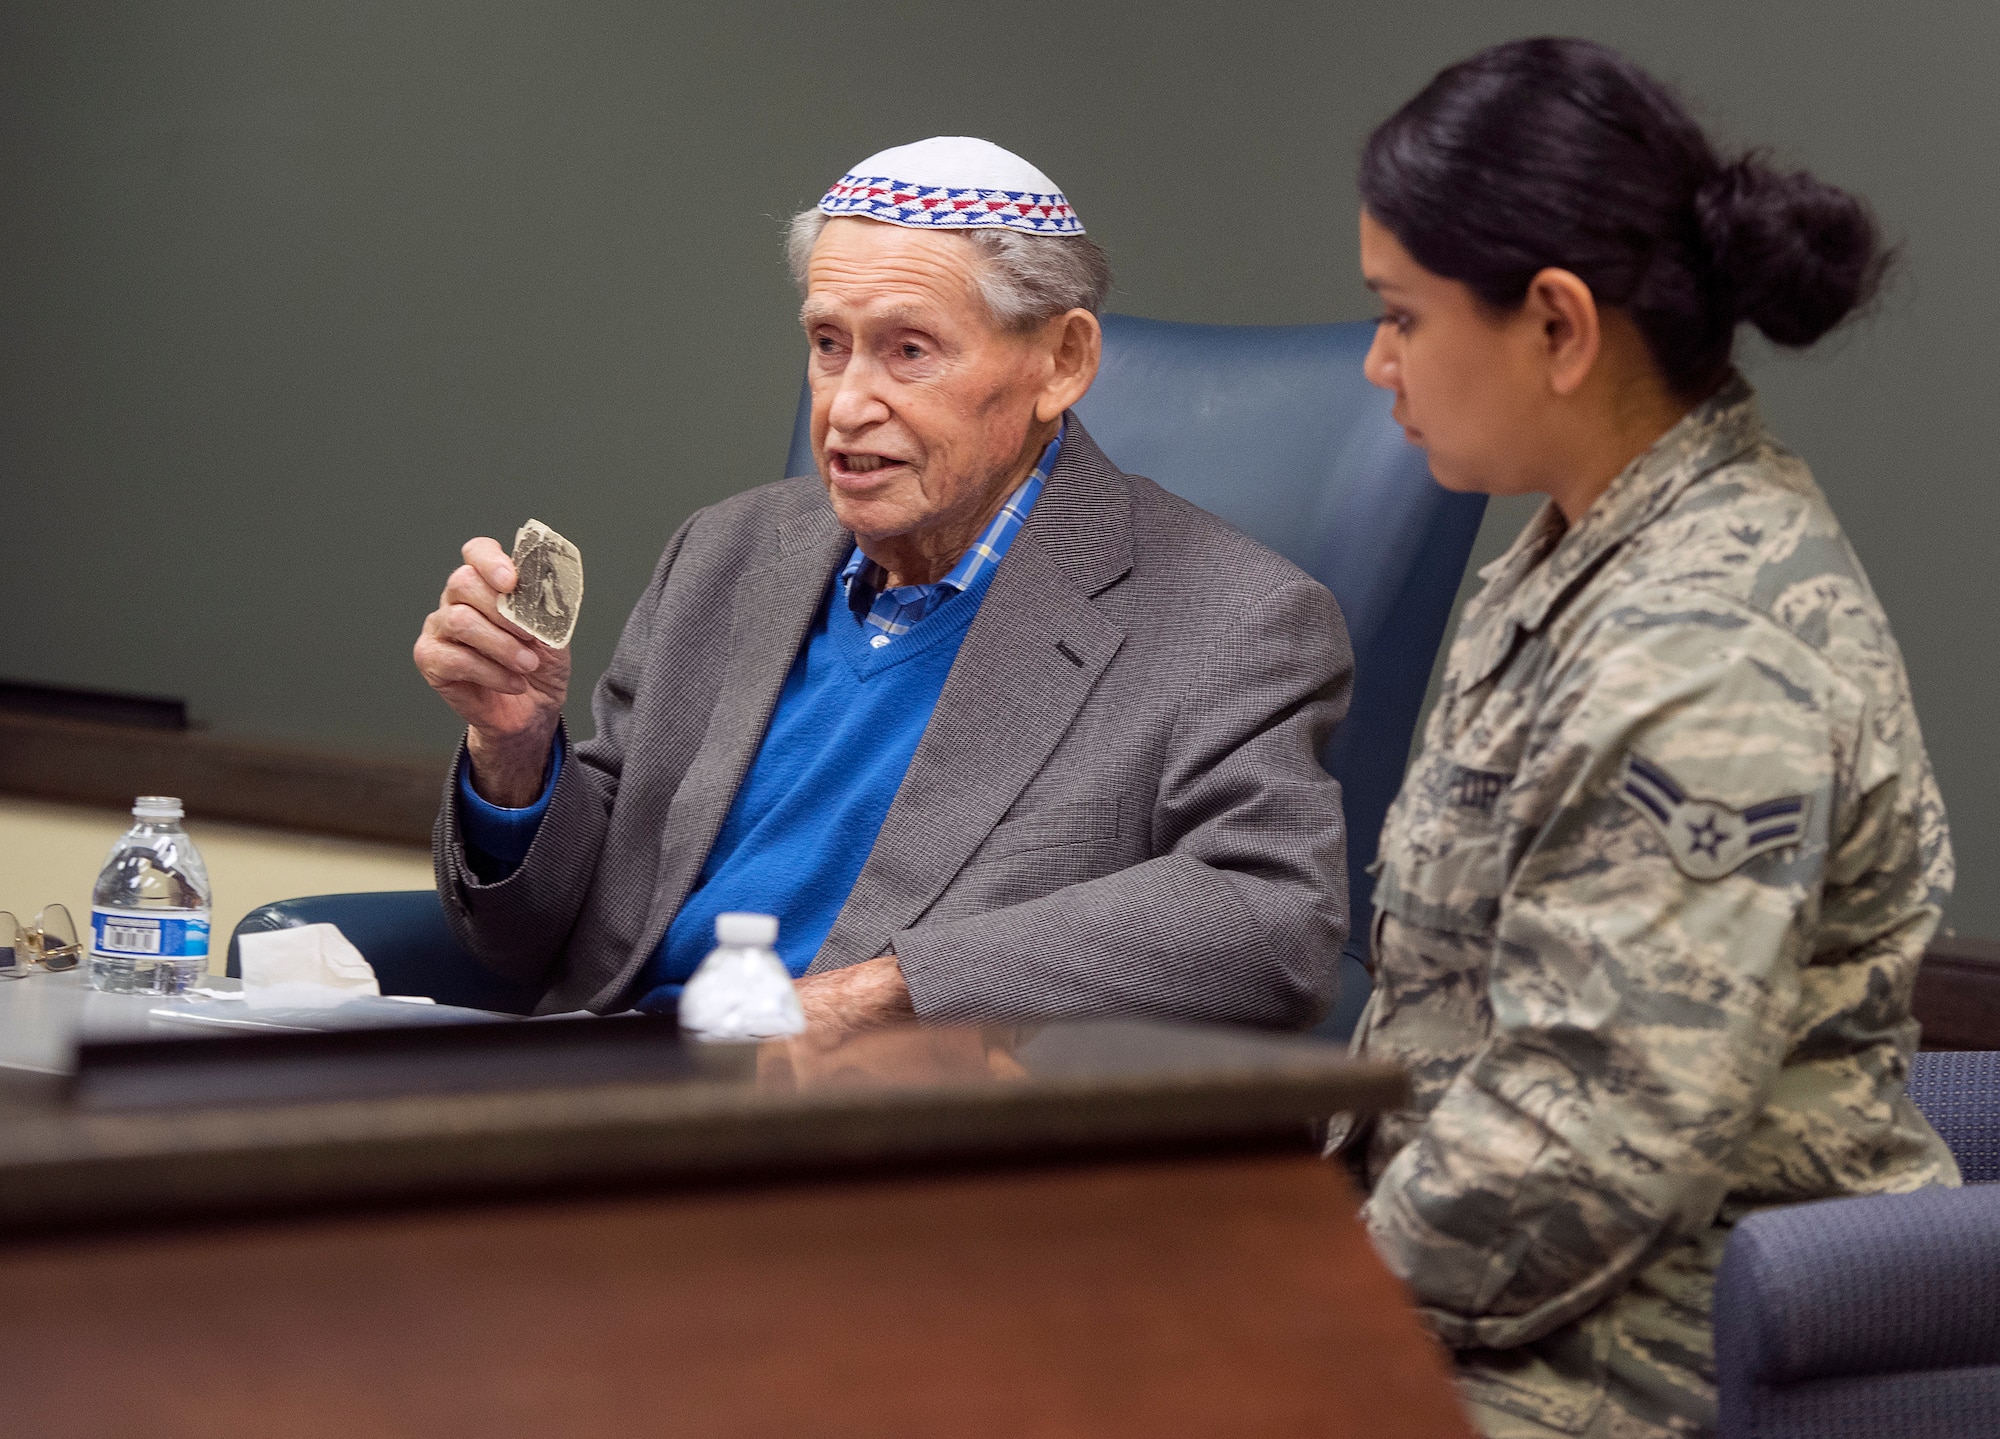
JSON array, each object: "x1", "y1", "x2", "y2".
[{"x1": 838, "y1": 426, "x2": 1060, "y2": 648}]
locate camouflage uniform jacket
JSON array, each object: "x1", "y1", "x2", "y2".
[{"x1": 1346, "y1": 376, "x2": 1957, "y2": 1437}]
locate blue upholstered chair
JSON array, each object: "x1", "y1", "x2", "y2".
[
  {"x1": 789, "y1": 315, "x2": 1486, "y2": 1036},
  {"x1": 1713, "y1": 1050, "x2": 2000, "y2": 1437},
  {"x1": 1906, "y1": 1048, "x2": 2000, "y2": 1184},
  {"x1": 228, "y1": 890, "x2": 541, "y2": 1014},
  {"x1": 236, "y1": 315, "x2": 1482, "y2": 1027}
]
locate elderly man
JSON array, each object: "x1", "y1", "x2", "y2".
[{"x1": 413, "y1": 137, "x2": 1352, "y2": 1034}]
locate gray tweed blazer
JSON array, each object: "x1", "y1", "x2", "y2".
[{"x1": 434, "y1": 418, "x2": 1353, "y2": 1023}]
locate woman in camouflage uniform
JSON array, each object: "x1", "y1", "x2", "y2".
[{"x1": 1341, "y1": 38, "x2": 1958, "y2": 1439}]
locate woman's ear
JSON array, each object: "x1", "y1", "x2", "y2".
[
  {"x1": 1035, "y1": 309, "x2": 1103, "y2": 422},
  {"x1": 1523, "y1": 268, "x2": 1601, "y2": 397}
]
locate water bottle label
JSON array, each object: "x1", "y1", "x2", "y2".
[{"x1": 90, "y1": 908, "x2": 210, "y2": 960}]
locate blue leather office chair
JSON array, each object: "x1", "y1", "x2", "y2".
[
  {"x1": 229, "y1": 891, "x2": 541, "y2": 1014},
  {"x1": 1713, "y1": 1050, "x2": 2000, "y2": 1437},
  {"x1": 788, "y1": 315, "x2": 1486, "y2": 1036},
  {"x1": 239, "y1": 315, "x2": 1481, "y2": 1026}
]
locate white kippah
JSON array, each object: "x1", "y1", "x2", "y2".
[{"x1": 818, "y1": 136, "x2": 1084, "y2": 236}]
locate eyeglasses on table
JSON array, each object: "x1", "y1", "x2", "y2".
[{"x1": 0, "y1": 905, "x2": 83, "y2": 978}]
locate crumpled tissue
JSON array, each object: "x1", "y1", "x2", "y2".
[{"x1": 236, "y1": 923, "x2": 383, "y2": 1009}]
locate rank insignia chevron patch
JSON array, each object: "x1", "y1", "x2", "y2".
[{"x1": 1619, "y1": 753, "x2": 1810, "y2": 881}]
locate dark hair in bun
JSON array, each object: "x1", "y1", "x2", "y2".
[{"x1": 1359, "y1": 37, "x2": 1890, "y2": 397}]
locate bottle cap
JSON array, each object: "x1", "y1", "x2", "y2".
[
  {"x1": 714, "y1": 912, "x2": 778, "y2": 947},
  {"x1": 132, "y1": 796, "x2": 184, "y2": 820}
]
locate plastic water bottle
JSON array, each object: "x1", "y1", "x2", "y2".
[
  {"x1": 88, "y1": 796, "x2": 212, "y2": 995},
  {"x1": 678, "y1": 912, "x2": 805, "y2": 1041}
]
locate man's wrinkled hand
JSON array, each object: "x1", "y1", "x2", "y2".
[
  {"x1": 413, "y1": 536, "x2": 572, "y2": 806},
  {"x1": 793, "y1": 955, "x2": 914, "y2": 1044}
]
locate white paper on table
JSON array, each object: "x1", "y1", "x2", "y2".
[
  {"x1": 146, "y1": 995, "x2": 487, "y2": 1034},
  {"x1": 236, "y1": 923, "x2": 382, "y2": 1009}
]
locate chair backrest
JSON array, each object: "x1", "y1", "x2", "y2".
[
  {"x1": 1908, "y1": 1049, "x2": 2000, "y2": 1182},
  {"x1": 786, "y1": 315, "x2": 1486, "y2": 1036},
  {"x1": 228, "y1": 891, "x2": 542, "y2": 1014}
]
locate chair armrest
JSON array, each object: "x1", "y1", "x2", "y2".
[{"x1": 1715, "y1": 1185, "x2": 2000, "y2": 1396}]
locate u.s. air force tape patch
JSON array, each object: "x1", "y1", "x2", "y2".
[{"x1": 1620, "y1": 753, "x2": 1809, "y2": 881}]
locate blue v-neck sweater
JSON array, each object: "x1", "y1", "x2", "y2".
[{"x1": 629, "y1": 561, "x2": 996, "y2": 1011}]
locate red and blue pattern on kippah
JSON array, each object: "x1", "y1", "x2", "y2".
[{"x1": 819, "y1": 174, "x2": 1084, "y2": 235}]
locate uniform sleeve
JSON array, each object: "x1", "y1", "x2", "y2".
[{"x1": 1364, "y1": 593, "x2": 1856, "y2": 1350}]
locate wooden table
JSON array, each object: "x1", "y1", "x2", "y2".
[{"x1": 0, "y1": 1017, "x2": 1471, "y2": 1437}]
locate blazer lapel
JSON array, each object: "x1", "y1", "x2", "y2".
[
  {"x1": 812, "y1": 418, "x2": 1133, "y2": 972},
  {"x1": 584, "y1": 498, "x2": 849, "y2": 1010}
]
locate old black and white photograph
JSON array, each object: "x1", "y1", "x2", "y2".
[{"x1": 499, "y1": 518, "x2": 583, "y2": 649}]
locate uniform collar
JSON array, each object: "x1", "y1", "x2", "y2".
[{"x1": 1459, "y1": 373, "x2": 1766, "y2": 687}]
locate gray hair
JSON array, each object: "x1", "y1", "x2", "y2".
[{"x1": 786, "y1": 209, "x2": 1113, "y2": 329}]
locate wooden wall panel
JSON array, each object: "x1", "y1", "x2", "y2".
[
  {"x1": 0, "y1": 713, "x2": 441, "y2": 845},
  {"x1": 1916, "y1": 933, "x2": 2000, "y2": 1051}
]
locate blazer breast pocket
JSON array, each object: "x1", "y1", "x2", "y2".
[{"x1": 975, "y1": 798, "x2": 1124, "y2": 863}]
